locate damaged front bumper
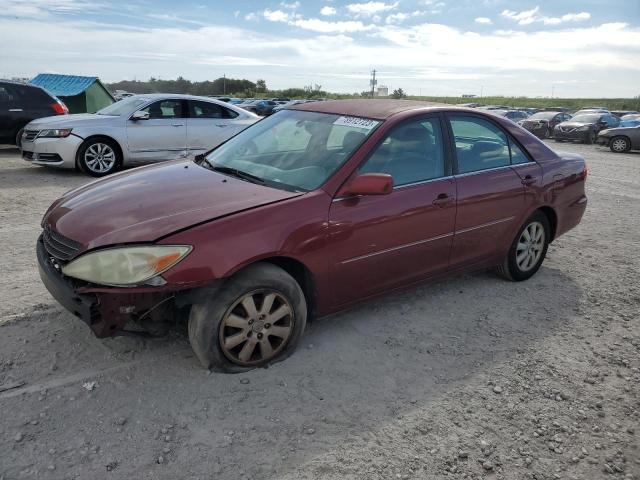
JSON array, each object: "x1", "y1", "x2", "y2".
[{"x1": 37, "y1": 235, "x2": 216, "y2": 337}]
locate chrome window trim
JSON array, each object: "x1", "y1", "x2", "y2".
[
  {"x1": 341, "y1": 232, "x2": 454, "y2": 265},
  {"x1": 454, "y1": 163, "x2": 529, "y2": 179}
]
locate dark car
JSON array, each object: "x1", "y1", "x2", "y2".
[
  {"x1": 519, "y1": 111, "x2": 572, "y2": 139},
  {"x1": 0, "y1": 80, "x2": 68, "y2": 146},
  {"x1": 37, "y1": 100, "x2": 587, "y2": 372},
  {"x1": 554, "y1": 113, "x2": 619, "y2": 144},
  {"x1": 242, "y1": 100, "x2": 278, "y2": 116},
  {"x1": 597, "y1": 124, "x2": 640, "y2": 152},
  {"x1": 611, "y1": 110, "x2": 639, "y2": 118}
]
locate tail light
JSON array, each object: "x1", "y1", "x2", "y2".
[
  {"x1": 580, "y1": 162, "x2": 588, "y2": 180},
  {"x1": 51, "y1": 101, "x2": 69, "y2": 115}
]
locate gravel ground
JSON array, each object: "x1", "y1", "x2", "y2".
[{"x1": 0, "y1": 142, "x2": 638, "y2": 480}]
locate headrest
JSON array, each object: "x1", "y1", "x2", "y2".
[
  {"x1": 471, "y1": 140, "x2": 504, "y2": 155},
  {"x1": 342, "y1": 131, "x2": 366, "y2": 150}
]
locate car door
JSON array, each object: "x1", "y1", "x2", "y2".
[
  {"x1": 446, "y1": 114, "x2": 539, "y2": 267},
  {"x1": 328, "y1": 115, "x2": 457, "y2": 306},
  {"x1": 126, "y1": 99, "x2": 187, "y2": 162},
  {"x1": 186, "y1": 100, "x2": 242, "y2": 154},
  {"x1": 0, "y1": 83, "x2": 28, "y2": 143}
]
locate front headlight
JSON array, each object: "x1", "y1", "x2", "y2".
[
  {"x1": 38, "y1": 128, "x2": 73, "y2": 138},
  {"x1": 61, "y1": 245, "x2": 192, "y2": 286}
]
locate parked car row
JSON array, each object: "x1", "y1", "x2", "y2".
[{"x1": 464, "y1": 103, "x2": 639, "y2": 153}]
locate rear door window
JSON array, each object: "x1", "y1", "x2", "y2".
[{"x1": 449, "y1": 116, "x2": 511, "y2": 173}]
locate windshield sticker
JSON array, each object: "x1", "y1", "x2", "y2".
[{"x1": 333, "y1": 116, "x2": 380, "y2": 130}]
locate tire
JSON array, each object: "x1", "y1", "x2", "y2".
[
  {"x1": 586, "y1": 130, "x2": 597, "y2": 145},
  {"x1": 609, "y1": 136, "x2": 631, "y2": 153},
  {"x1": 543, "y1": 128, "x2": 551, "y2": 139},
  {"x1": 188, "y1": 263, "x2": 307, "y2": 373},
  {"x1": 497, "y1": 211, "x2": 550, "y2": 282},
  {"x1": 15, "y1": 128, "x2": 24, "y2": 148},
  {"x1": 77, "y1": 138, "x2": 121, "y2": 177},
  {"x1": 554, "y1": 138, "x2": 563, "y2": 142}
]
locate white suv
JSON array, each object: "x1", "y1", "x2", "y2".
[{"x1": 21, "y1": 94, "x2": 259, "y2": 176}]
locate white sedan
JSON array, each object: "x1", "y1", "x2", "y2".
[{"x1": 20, "y1": 94, "x2": 260, "y2": 176}]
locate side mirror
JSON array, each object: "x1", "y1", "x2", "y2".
[
  {"x1": 339, "y1": 173, "x2": 393, "y2": 197},
  {"x1": 130, "y1": 110, "x2": 149, "y2": 121}
]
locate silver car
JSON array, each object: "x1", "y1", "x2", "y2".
[{"x1": 20, "y1": 94, "x2": 259, "y2": 176}]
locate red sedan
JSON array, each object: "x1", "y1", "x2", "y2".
[{"x1": 38, "y1": 100, "x2": 587, "y2": 372}]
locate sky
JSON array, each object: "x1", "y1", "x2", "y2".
[{"x1": 0, "y1": 0, "x2": 639, "y2": 97}]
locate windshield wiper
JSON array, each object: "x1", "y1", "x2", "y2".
[{"x1": 204, "y1": 163, "x2": 265, "y2": 185}]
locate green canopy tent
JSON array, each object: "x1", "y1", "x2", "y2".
[{"x1": 30, "y1": 74, "x2": 115, "y2": 113}]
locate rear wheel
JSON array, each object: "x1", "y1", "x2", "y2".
[
  {"x1": 497, "y1": 211, "x2": 550, "y2": 281},
  {"x1": 609, "y1": 136, "x2": 631, "y2": 153},
  {"x1": 188, "y1": 263, "x2": 307, "y2": 372},
  {"x1": 77, "y1": 138, "x2": 121, "y2": 177},
  {"x1": 586, "y1": 130, "x2": 597, "y2": 144}
]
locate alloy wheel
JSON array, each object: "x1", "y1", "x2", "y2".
[
  {"x1": 611, "y1": 138, "x2": 628, "y2": 152},
  {"x1": 515, "y1": 221, "x2": 545, "y2": 272},
  {"x1": 84, "y1": 143, "x2": 116, "y2": 173},
  {"x1": 219, "y1": 290, "x2": 294, "y2": 366}
]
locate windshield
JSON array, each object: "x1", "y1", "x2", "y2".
[
  {"x1": 201, "y1": 110, "x2": 380, "y2": 191},
  {"x1": 97, "y1": 97, "x2": 148, "y2": 115},
  {"x1": 529, "y1": 112, "x2": 557, "y2": 120},
  {"x1": 571, "y1": 114, "x2": 600, "y2": 123}
]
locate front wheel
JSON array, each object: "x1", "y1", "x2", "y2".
[
  {"x1": 188, "y1": 263, "x2": 307, "y2": 372},
  {"x1": 497, "y1": 211, "x2": 550, "y2": 281},
  {"x1": 77, "y1": 138, "x2": 121, "y2": 177},
  {"x1": 15, "y1": 128, "x2": 24, "y2": 148},
  {"x1": 609, "y1": 136, "x2": 631, "y2": 153},
  {"x1": 586, "y1": 130, "x2": 597, "y2": 144}
]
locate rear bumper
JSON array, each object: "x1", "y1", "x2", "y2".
[
  {"x1": 556, "y1": 195, "x2": 588, "y2": 238},
  {"x1": 37, "y1": 236, "x2": 179, "y2": 337},
  {"x1": 21, "y1": 134, "x2": 82, "y2": 168}
]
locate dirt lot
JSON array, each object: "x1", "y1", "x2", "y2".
[{"x1": 0, "y1": 142, "x2": 638, "y2": 480}]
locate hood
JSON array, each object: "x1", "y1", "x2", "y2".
[
  {"x1": 557, "y1": 121, "x2": 593, "y2": 129},
  {"x1": 43, "y1": 160, "x2": 302, "y2": 252},
  {"x1": 27, "y1": 113, "x2": 119, "y2": 129},
  {"x1": 599, "y1": 126, "x2": 638, "y2": 136}
]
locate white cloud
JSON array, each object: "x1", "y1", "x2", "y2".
[
  {"x1": 263, "y1": 9, "x2": 291, "y2": 22},
  {"x1": 474, "y1": 17, "x2": 492, "y2": 25},
  {"x1": 385, "y1": 12, "x2": 408, "y2": 24},
  {"x1": 280, "y1": 1, "x2": 300, "y2": 9},
  {"x1": 291, "y1": 18, "x2": 374, "y2": 33},
  {"x1": 320, "y1": 6, "x2": 337, "y2": 16},
  {"x1": 0, "y1": 0, "x2": 103, "y2": 18},
  {"x1": 501, "y1": 6, "x2": 591, "y2": 26},
  {"x1": 244, "y1": 12, "x2": 259, "y2": 21},
  {"x1": 346, "y1": 1, "x2": 398, "y2": 17}
]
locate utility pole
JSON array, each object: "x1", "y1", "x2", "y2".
[
  {"x1": 480, "y1": 85, "x2": 484, "y2": 98},
  {"x1": 223, "y1": 74, "x2": 226, "y2": 95},
  {"x1": 551, "y1": 85, "x2": 555, "y2": 99},
  {"x1": 370, "y1": 69, "x2": 377, "y2": 98}
]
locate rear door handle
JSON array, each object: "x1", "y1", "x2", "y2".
[
  {"x1": 521, "y1": 174, "x2": 537, "y2": 186},
  {"x1": 171, "y1": 123, "x2": 184, "y2": 127},
  {"x1": 9, "y1": 109, "x2": 23, "y2": 112},
  {"x1": 215, "y1": 124, "x2": 229, "y2": 128},
  {"x1": 432, "y1": 193, "x2": 455, "y2": 207}
]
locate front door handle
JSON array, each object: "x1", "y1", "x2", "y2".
[
  {"x1": 215, "y1": 124, "x2": 228, "y2": 128},
  {"x1": 432, "y1": 193, "x2": 455, "y2": 207},
  {"x1": 9, "y1": 108, "x2": 23, "y2": 112},
  {"x1": 171, "y1": 123, "x2": 184, "y2": 127},
  {"x1": 521, "y1": 174, "x2": 537, "y2": 186}
]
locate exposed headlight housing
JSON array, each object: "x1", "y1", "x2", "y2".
[
  {"x1": 61, "y1": 245, "x2": 192, "y2": 286},
  {"x1": 38, "y1": 128, "x2": 73, "y2": 138}
]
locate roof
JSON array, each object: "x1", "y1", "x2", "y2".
[
  {"x1": 29, "y1": 74, "x2": 112, "y2": 98},
  {"x1": 288, "y1": 99, "x2": 449, "y2": 120}
]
